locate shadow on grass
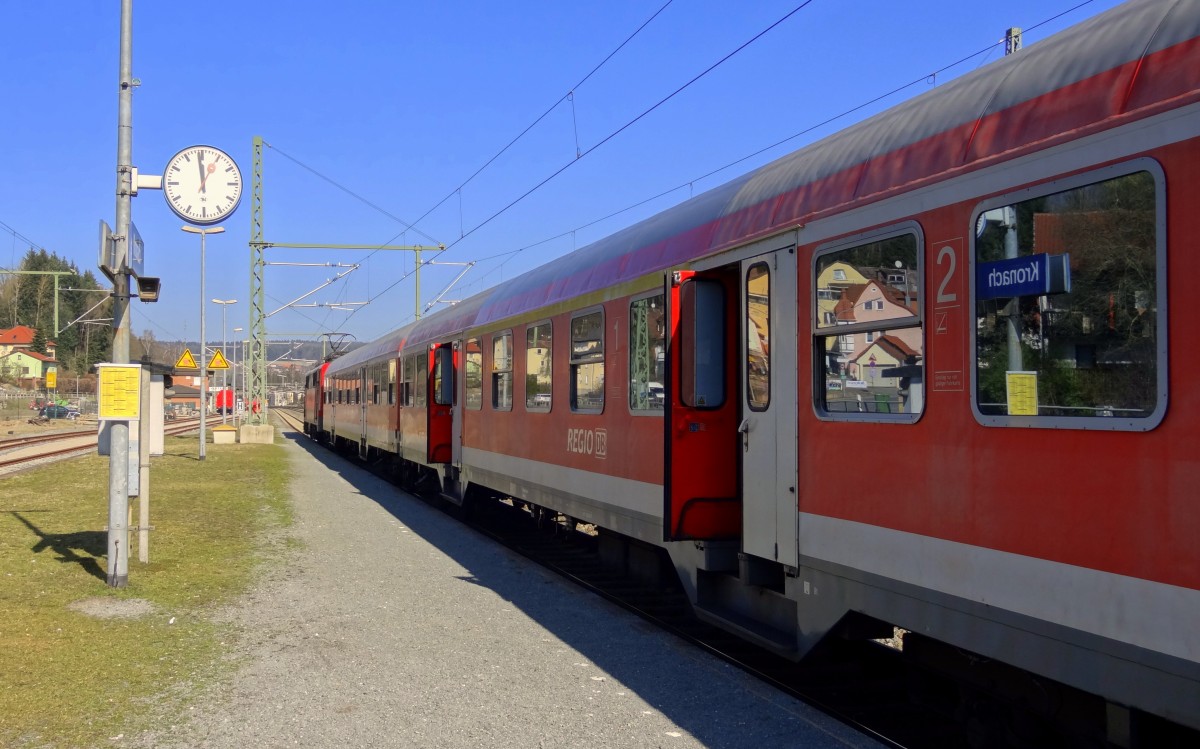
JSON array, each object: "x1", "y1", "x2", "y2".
[{"x1": 10, "y1": 511, "x2": 107, "y2": 581}]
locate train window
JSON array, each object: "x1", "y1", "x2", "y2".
[
  {"x1": 388, "y1": 360, "x2": 396, "y2": 405},
  {"x1": 680, "y1": 278, "x2": 725, "y2": 409},
  {"x1": 415, "y1": 354, "x2": 427, "y2": 408},
  {"x1": 971, "y1": 164, "x2": 1165, "y2": 430},
  {"x1": 629, "y1": 293, "x2": 665, "y2": 412},
  {"x1": 570, "y1": 310, "x2": 605, "y2": 413},
  {"x1": 492, "y1": 332, "x2": 513, "y2": 411},
  {"x1": 813, "y1": 226, "x2": 924, "y2": 422},
  {"x1": 746, "y1": 263, "x2": 771, "y2": 411},
  {"x1": 526, "y1": 322, "x2": 552, "y2": 411},
  {"x1": 433, "y1": 346, "x2": 454, "y2": 406},
  {"x1": 465, "y1": 338, "x2": 483, "y2": 410},
  {"x1": 402, "y1": 355, "x2": 415, "y2": 407}
]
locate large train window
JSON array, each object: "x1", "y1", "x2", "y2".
[
  {"x1": 971, "y1": 162, "x2": 1166, "y2": 430},
  {"x1": 491, "y1": 332, "x2": 513, "y2": 411},
  {"x1": 746, "y1": 263, "x2": 771, "y2": 411},
  {"x1": 388, "y1": 360, "x2": 396, "y2": 405},
  {"x1": 526, "y1": 321, "x2": 552, "y2": 411},
  {"x1": 629, "y1": 292, "x2": 665, "y2": 413},
  {"x1": 401, "y1": 355, "x2": 414, "y2": 407},
  {"x1": 414, "y1": 354, "x2": 427, "y2": 408},
  {"x1": 464, "y1": 338, "x2": 483, "y2": 410},
  {"x1": 813, "y1": 224, "x2": 924, "y2": 422},
  {"x1": 432, "y1": 347, "x2": 454, "y2": 406},
  {"x1": 570, "y1": 309, "x2": 604, "y2": 413}
]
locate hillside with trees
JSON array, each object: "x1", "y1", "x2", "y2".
[{"x1": 1, "y1": 248, "x2": 112, "y2": 376}]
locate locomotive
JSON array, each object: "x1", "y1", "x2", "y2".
[{"x1": 305, "y1": 0, "x2": 1200, "y2": 741}]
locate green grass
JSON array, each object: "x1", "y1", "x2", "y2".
[{"x1": 0, "y1": 434, "x2": 295, "y2": 748}]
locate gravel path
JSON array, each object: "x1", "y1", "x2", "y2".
[{"x1": 132, "y1": 431, "x2": 881, "y2": 749}]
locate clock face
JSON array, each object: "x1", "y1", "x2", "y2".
[{"x1": 162, "y1": 145, "x2": 243, "y2": 225}]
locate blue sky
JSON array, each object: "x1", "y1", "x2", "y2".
[{"x1": 0, "y1": 0, "x2": 1125, "y2": 349}]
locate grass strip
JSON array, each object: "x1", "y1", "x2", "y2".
[{"x1": 0, "y1": 433, "x2": 294, "y2": 748}]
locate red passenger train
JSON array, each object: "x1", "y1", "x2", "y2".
[{"x1": 304, "y1": 0, "x2": 1199, "y2": 739}]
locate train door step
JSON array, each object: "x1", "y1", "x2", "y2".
[
  {"x1": 739, "y1": 552, "x2": 786, "y2": 591},
  {"x1": 692, "y1": 602, "x2": 797, "y2": 656}
]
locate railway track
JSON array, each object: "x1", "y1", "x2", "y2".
[{"x1": 0, "y1": 417, "x2": 208, "y2": 473}]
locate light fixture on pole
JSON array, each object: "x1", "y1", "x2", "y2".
[
  {"x1": 182, "y1": 224, "x2": 224, "y2": 460},
  {"x1": 212, "y1": 298, "x2": 236, "y2": 425}
]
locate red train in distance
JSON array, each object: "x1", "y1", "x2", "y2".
[
  {"x1": 213, "y1": 387, "x2": 236, "y2": 415},
  {"x1": 305, "y1": 0, "x2": 1200, "y2": 741}
]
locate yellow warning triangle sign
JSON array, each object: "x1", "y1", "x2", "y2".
[
  {"x1": 175, "y1": 348, "x2": 198, "y2": 369},
  {"x1": 207, "y1": 349, "x2": 230, "y2": 370}
]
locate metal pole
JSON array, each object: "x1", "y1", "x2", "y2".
[
  {"x1": 185, "y1": 226, "x2": 224, "y2": 455},
  {"x1": 107, "y1": 0, "x2": 134, "y2": 588},
  {"x1": 137, "y1": 366, "x2": 150, "y2": 563},
  {"x1": 199, "y1": 230, "x2": 207, "y2": 460},
  {"x1": 213, "y1": 300, "x2": 236, "y2": 425}
]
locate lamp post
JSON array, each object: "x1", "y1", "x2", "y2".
[
  {"x1": 182, "y1": 225, "x2": 225, "y2": 460},
  {"x1": 233, "y1": 327, "x2": 243, "y2": 427},
  {"x1": 212, "y1": 299, "x2": 237, "y2": 425}
]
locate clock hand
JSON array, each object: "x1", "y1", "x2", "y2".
[
  {"x1": 197, "y1": 152, "x2": 206, "y2": 187},
  {"x1": 199, "y1": 162, "x2": 217, "y2": 193}
]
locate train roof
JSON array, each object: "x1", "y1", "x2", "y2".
[
  {"x1": 352, "y1": 0, "x2": 1198, "y2": 356},
  {"x1": 325, "y1": 326, "x2": 411, "y2": 376}
]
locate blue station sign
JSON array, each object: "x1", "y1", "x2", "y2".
[{"x1": 977, "y1": 253, "x2": 1071, "y2": 301}]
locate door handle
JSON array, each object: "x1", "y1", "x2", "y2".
[{"x1": 738, "y1": 418, "x2": 750, "y2": 451}]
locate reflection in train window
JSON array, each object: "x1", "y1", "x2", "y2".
[
  {"x1": 746, "y1": 263, "x2": 771, "y2": 411},
  {"x1": 629, "y1": 293, "x2": 665, "y2": 412},
  {"x1": 814, "y1": 228, "x2": 923, "y2": 421},
  {"x1": 526, "y1": 322, "x2": 552, "y2": 411},
  {"x1": 402, "y1": 355, "x2": 415, "y2": 407},
  {"x1": 492, "y1": 332, "x2": 513, "y2": 411},
  {"x1": 972, "y1": 166, "x2": 1165, "y2": 429},
  {"x1": 465, "y1": 338, "x2": 483, "y2": 410},
  {"x1": 571, "y1": 310, "x2": 604, "y2": 413},
  {"x1": 414, "y1": 353, "x2": 427, "y2": 408}
]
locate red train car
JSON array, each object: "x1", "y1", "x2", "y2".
[
  {"x1": 307, "y1": 0, "x2": 1200, "y2": 739},
  {"x1": 302, "y1": 360, "x2": 332, "y2": 440}
]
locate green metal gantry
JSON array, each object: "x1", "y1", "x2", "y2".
[{"x1": 245, "y1": 135, "x2": 443, "y2": 423}]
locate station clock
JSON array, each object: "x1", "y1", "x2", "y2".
[{"x1": 162, "y1": 145, "x2": 243, "y2": 225}]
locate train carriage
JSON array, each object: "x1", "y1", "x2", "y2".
[
  {"x1": 302, "y1": 360, "x2": 331, "y2": 439},
  {"x1": 304, "y1": 0, "x2": 1200, "y2": 739}
]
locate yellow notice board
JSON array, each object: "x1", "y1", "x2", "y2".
[
  {"x1": 46, "y1": 367, "x2": 57, "y2": 389},
  {"x1": 1006, "y1": 371, "x2": 1039, "y2": 416},
  {"x1": 97, "y1": 363, "x2": 142, "y2": 420}
]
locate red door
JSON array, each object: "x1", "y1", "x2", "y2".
[
  {"x1": 663, "y1": 269, "x2": 741, "y2": 540},
  {"x1": 427, "y1": 343, "x2": 456, "y2": 464}
]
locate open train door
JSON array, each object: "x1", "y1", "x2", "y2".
[
  {"x1": 428, "y1": 342, "x2": 456, "y2": 464},
  {"x1": 663, "y1": 269, "x2": 741, "y2": 540},
  {"x1": 740, "y1": 247, "x2": 798, "y2": 566}
]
